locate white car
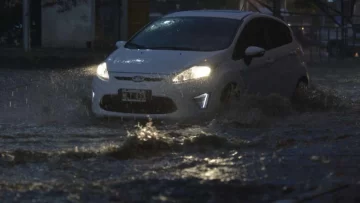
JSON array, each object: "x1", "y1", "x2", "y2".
[{"x1": 92, "y1": 10, "x2": 309, "y2": 120}]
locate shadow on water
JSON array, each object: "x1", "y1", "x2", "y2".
[
  {"x1": 107, "y1": 179, "x2": 287, "y2": 203},
  {"x1": 0, "y1": 177, "x2": 358, "y2": 202},
  {"x1": 0, "y1": 178, "x2": 289, "y2": 203}
]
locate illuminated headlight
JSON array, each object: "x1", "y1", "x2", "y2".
[
  {"x1": 97, "y1": 62, "x2": 109, "y2": 80},
  {"x1": 172, "y1": 66, "x2": 211, "y2": 83}
]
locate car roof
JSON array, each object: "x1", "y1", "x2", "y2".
[{"x1": 165, "y1": 10, "x2": 254, "y2": 20}]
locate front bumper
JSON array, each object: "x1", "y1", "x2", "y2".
[{"x1": 91, "y1": 74, "x2": 221, "y2": 120}]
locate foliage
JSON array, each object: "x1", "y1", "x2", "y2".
[
  {"x1": 292, "y1": 0, "x2": 318, "y2": 12},
  {"x1": 256, "y1": 0, "x2": 318, "y2": 13},
  {"x1": 2, "y1": 0, "x2": 21, "y2": 9},
  {"x1": 199, "y1": 0, "x2": 226, "y2": 9},
  {"x1": 0, "y1": 0, "x2": 22, "y2": 33},
  {"x1": 3, "y1": 0, "x2": 89, "y2": 12},
  {"x1": 42, "y1": 0, "x2": 88, "y2": 13}
]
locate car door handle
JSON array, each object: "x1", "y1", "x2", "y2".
[{"x1": 266, "y1": 58, "x2": 275, "y2": 64}]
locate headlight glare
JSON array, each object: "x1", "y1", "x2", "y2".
[
  {"x1": 97, "y1": 62, "x2": 109, "y2": 80},
  {"x1": 173, "y1": 66, "x2": 211, "y2": 83}
]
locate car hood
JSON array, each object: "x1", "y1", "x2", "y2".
[{"x1": 105, "y1": 47, "x2": 227, "y2": 74}]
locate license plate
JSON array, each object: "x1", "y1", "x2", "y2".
[{"x1": 119, "y1": 89, "x2": 151, "y2": 102}]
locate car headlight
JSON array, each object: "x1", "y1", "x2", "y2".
[
  {"x1": 97, "y1": 62, "x2": 109, "y2": 80},
  {"x1": 172, "y1": 66, "x2": 211, "y2": 83}
]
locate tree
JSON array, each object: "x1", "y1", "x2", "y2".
[
  {"x1": 0, "y1": 0, "x2": 22, "y2": 45},
  {"x1": 2, "y1": 0, "x2": 21, "y2": 8},
  {"x1": 225, "y1": 0, "x2": 239, "y2": 9},
  {"x1": 42, "y1": 0, "x2": 88, "y2": 13},
  {"x1": 0, "y1": 0, "x2": 22, "y2": 32},
  {"x1": 292, "y1": 0, "x2": 318, "y2": 13},
  {"x1": 3, "y1": 0, "x2": 89, "y2": 12}
]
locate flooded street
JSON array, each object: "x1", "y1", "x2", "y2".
[{"x1": 1, "y1": 58, "x2": 360, "y2": 202}]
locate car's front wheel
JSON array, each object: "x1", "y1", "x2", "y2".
[
  {"x1": 293, "y1": 79, "x2": 308, "y2": 101},
  {"x1": 220, "y1": 83, "x2": 241, "y2": 104}
]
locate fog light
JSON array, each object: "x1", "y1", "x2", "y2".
[
  {"x1": 194, "y1": 93, "x2": 209, "y2": 109},
  {"x1": 92, "y1": 91, "x2": 95, "y2": 102}
]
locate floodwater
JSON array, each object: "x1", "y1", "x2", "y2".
[{"x1": 0, "y1": 59, "x2": 360, "y2": 202}]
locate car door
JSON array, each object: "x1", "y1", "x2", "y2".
[
  {"x1": 263, "y1": 18, "x2": 296, "y2": 96},
  {"x1": 232, "y1": 17, "x2": 275, "y2": 96}
]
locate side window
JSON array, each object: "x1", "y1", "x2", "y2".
[
  {"x1": 233, "y1": 18, "x2": 269, "y2": 60},
  {"x1": 266, "y1": 19, "x2": 293, "y2": 49}
]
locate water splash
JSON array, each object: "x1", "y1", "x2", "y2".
[{"x1": 292, "y1": 84, "x2": 351, "y2": 112}]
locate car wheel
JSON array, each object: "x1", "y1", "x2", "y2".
[
  {"x1": 220, "y1": 83, "x2": 241, "y2": 103},
  {"x1": 293, "y1": 80, "x2": 308, "y2": 101}
]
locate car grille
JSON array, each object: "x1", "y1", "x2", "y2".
[
  {"x1": 100, "y1": 95, "x2": 177, "y2": 114},
  {"x1": 114, "y1": 76, "x2": 164, "y2": 82}
]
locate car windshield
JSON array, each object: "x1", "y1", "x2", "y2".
[{"x1": 125, "y1": 17, "x2": 242, "y2": 51}]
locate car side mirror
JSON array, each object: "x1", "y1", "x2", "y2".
[
  {"x1": 116, "y1": 41, "x2": 126, "y2": 48},
  {"x1": 245, "y1": 46, "x2": 265, "y2": 58}
]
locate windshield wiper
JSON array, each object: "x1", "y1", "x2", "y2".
[
  {"x1": 125, "y1": 42, "x2": 148, "y2": 49},
  {"x1": 148, "y1": 46, "x2": 199, "y2": 51}
]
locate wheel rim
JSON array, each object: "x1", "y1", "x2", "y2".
[
  {"x1": 221, "y1": 84, "x2": 241, "y2": 103},
  {"x1": 294, "y1": 81, "x2": 308, "y2": 99}
]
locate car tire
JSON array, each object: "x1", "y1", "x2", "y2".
[
  {"x1": 220, "y1": 83, "x2": 241, "y2": 103},
  {"x1": 293, "y1": 80, "x2": 308, "y2": 101}
]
